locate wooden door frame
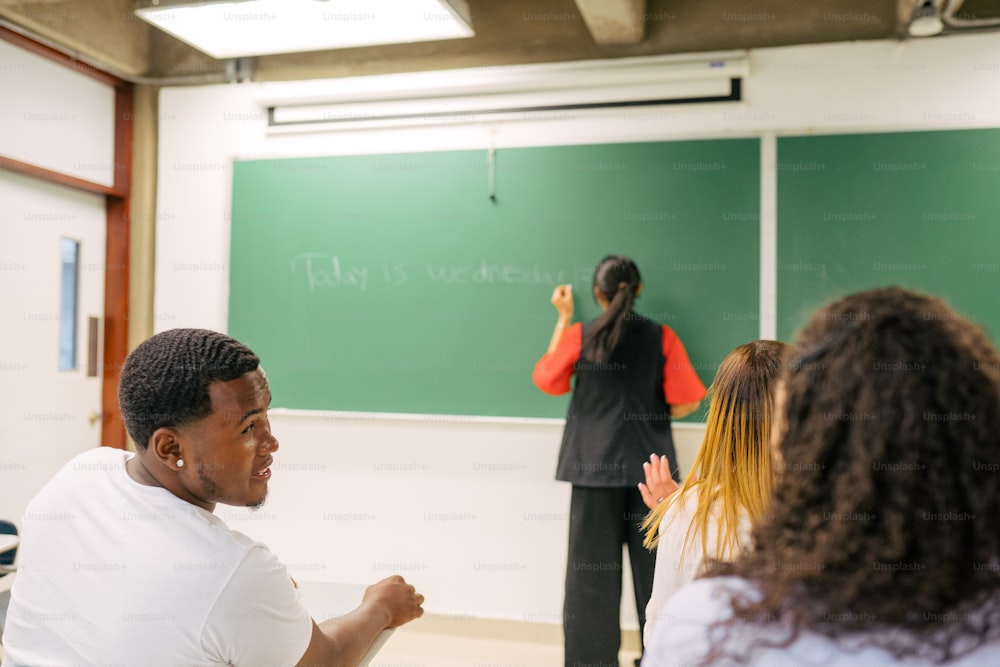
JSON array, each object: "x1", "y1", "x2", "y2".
[{"x1": 0, "y1": 26, "x2": 132, "y2": 449}]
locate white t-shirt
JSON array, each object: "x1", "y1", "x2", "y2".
[
  {"x1": 643, "y1": 576, "x2": 1000, "y2": 667},
  {"x1": 644, "y1": 488, "x2": 750, "y2": 644},
  {"x1": 1, "y1": 447, "x2": 312, "y2": 666}
]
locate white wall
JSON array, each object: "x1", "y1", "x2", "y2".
[
  {"x1": 154, "y1": 35, "x2": 1000, "y2": 625},
  {"x1": 0, "y1": 40, "x2": 113, "y2": 530},
  {"x1": 0, "y1": 40, "x2": 116, "y2": 187}
]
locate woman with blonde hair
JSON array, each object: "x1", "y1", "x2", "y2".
[{"x1": 639, "y1": 339, "x2": 787, "y2": 644}]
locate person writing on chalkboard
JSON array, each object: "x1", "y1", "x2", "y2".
[
  {"x1": 643, "y1": 287, "x2": 1000, "y2": 666},
  {"x1": 2, "y1": 329, "x2": 423, "y2": 667},
  {"x1": 637, "y1": 340, "x2": 787, "y2": 645},
  {"x1": 533, "y1": 255, "x2": 707, "y2": 666}
]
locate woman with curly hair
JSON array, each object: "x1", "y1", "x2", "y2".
[
  {"x1": 638, "y1": 340, "x2": 787, "y2": 644},
  {"x1": 643, "y1": 286, "x2": 1000, "y2": 666}
]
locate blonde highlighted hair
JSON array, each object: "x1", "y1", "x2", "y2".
[{"x1": 642, "y1": 340, "x2": 787, "y2": 565}]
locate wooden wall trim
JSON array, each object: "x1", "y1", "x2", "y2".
[
  {"x1": 100, "y1": 88, "x2": 134, "y2": 450},
  {"x1": 102, "y1": 198, "x2": 130, "y2": 449},
  {"x1": 0, "y1": 156, "x2": 124, "y2": 197},
  {"x1": 0, "y1": 25, "x2": 127, "y2": 89}
]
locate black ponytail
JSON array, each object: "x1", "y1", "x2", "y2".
[{"x1": 581, "y1": 255, "x2": 642, "y2": 363}]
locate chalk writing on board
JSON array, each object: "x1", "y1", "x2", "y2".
[
  {"x1": 425, "y1": 261, "x2": 566, "y2": 285},
  {"x1": 291, "y1": 253, "x2": 569, "y2": 290},
  {"x1": 383, "y1": 264, "x2": 408, "y2": 286},
  {"x1": 291, "y1": 252, "x2": 369, "y2": 291}
]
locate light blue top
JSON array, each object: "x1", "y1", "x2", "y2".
[{"x1": 643, "y1": 576, "x2": 1000, "y2": 667}]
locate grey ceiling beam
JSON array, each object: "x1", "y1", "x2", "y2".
[{"x1": 574, "y1": 0, "x2": 647, "y2": 45}]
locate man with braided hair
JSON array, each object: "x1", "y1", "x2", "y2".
[{"x1": 2, "y1": 328, "x2": 423, "y2": 666}]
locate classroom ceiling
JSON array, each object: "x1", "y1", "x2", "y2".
[{"x1": 1, "y1": 0, "x2": 1000, "y2": 84}]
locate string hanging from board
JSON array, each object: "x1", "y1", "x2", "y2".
[{"x1": 488, "y1": 146, "x2": 496, "y2": 202}]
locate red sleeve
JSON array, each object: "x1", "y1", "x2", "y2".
[
  {"x1": 532, "y1": 323, "x2": 583, "y2": 396},
  {"x1": 661, "y1": 325, "x2": 708, "y2": 405}
]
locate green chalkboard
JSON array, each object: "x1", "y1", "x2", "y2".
[
  {"x1": 229, "y1": 140, "x2": 760, "y2": 417},
  {"x1": 777, "y1": 129, "x2": 1000, "y2": 342}
]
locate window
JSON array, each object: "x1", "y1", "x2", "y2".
[{"x1": 58, "y1": 238, "x2": 79, "y2": 371}]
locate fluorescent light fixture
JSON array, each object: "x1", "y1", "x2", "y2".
[{"x1": 135, "y1": 0, "x2": 474, "y2": 60}]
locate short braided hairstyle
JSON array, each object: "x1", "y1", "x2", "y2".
[{"x1": 118, "y1": 329, "x2": 260, "y2": 449}]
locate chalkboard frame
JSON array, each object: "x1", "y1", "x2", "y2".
[{"x1": 228, "y1": 139, "x2": 762, "y2": 418}]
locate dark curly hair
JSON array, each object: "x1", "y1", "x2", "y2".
[
  {"x1": 705, "y1": 286, "x2": 1000, "y2": 663},
  {"x1": 118, "y1": 329, "x2": 260, "y2": 449}
]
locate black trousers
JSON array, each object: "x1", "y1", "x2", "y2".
[{"x1": 563, "y1": 485, "x2": 656, "y2": 667}]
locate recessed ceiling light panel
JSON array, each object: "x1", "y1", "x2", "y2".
[{"x1": 136, "y1": 0, "x2": 475, "y2": 60}]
